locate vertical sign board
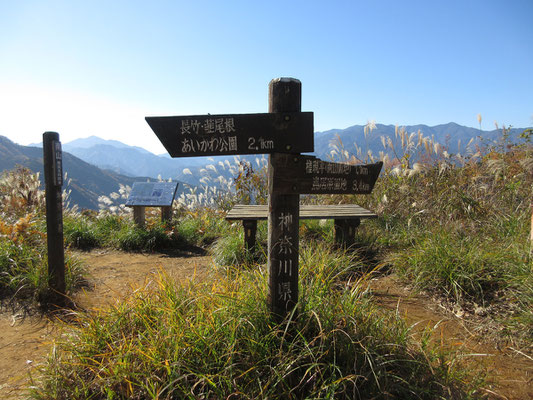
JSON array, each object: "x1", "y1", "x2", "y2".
[
  {"x1": 52, "y1": 140, "x2": 63, "y2": 186},
  {"x1": 147, "y1": 81, "x2": 385, "y2": 321},
  {"x1": 267, "y1": 78, "x2": 303, "y2": 320},
  {"x1": 43, "y1": 131, "x2": 66, "y2": 305}
]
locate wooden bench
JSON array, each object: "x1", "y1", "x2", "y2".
[{"x1": 226, "y1": 204, "x2": 377, "y2": 249}]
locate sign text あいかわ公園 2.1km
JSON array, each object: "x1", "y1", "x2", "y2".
[{"x1": 145, "y1": 112, "x2": 313, "y2": 157}]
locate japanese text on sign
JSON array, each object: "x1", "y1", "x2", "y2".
[
  {"x1": 52, "y1": 141, "x2": 63, "y2": 186},
  {"x1": 147, "y1": 112, "x2": 314, "y2": 157},
  {"x1": 178, "y1": 117, "x2": 238, "y2": 155},
  {"x1": 181, "y1": 136, "x2": 238, "y2": 154},
  {"x1": 180, "y1": 117, "x2": 236, "y2": 135},
  {"x1": 275, "y1": 211, "x2": 295, "y2": 302},
  {"x1": 304, "y1": 159, "x2": 369, "y2": 176}
]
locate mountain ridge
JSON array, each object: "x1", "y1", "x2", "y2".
[
  {"x1": 3, "y1": 122, "x2": 529, "y2": 209},
  {"x1": 0, "y1": 136, "x2": 187, "y2": 210}
]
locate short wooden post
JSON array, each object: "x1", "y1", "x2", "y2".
[
  {"x1": 334, "y1": 219, "x2": 346, "y2": 246},
  {"x1": 43, "y1": 131, "x2": 66, "y2": 306},
  {"x1": 268, "y1": 78, "x2": 301, "y2": 320},
  {"x1": 243, "y1": 220, "x2": 258, "y2": 251},
  {"x1": 133, "y1": 206, "x2": 145, "y2": 227},
  {"x1": 161, "y1": 206, "x2": 172, "y2": 223}
]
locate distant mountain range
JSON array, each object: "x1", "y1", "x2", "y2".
[
  {"x1": 3, "y1": 122, "x2": 529, "y2": 209},
  {"x1": 313, "y1": 122, "x2": 527, "y2": 161},
  {"x1": 0, "y1": 136, "x2": 188, "y2": 210},
  {"x1": 28, "y1": 122, "x2": 529, "y2": 182},
  {"x1": 31, "y1": 136, "x2": 222, "y2": 185}
]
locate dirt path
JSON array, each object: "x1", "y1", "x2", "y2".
[
  {"x1": 0, "y1": 249, "x2": 213, "y2": 400},
  {"x1": 1, "y1": 252, "x2": 531, "y2": 399},
  {"x1": 368, "y1": 274, "x2": 533, "y2": 399}
]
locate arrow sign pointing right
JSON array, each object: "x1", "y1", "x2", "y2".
[{"x1": 271, "y1": 154, "x2": 383, "y2": 195}]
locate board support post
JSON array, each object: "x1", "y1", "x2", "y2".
[
  {"x1": 133, "y1": 206, "x2": 146, "y2": 227},
  {"x1": 43, "y1": 131, "x2": 66, "y2": 306},
  {"x1": 161, "y1": 206, "x2": 172, "y2": 223},
  {"x1": 267, "y1": 78, "x2": 302, "y2": 320}
]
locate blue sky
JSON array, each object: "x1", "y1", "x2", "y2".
[{"x1": 1, "y1": 0, "x2": 531, "y2": 154}]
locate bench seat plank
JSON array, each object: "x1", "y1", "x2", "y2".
[{"x1": 226, "y1": 204, "x2": 377, "y2": 221}]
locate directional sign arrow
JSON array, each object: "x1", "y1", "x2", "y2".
[
  {"x1": 146, "y1": 112, "x2": 313, "y2": 157},
  {"x1": 271, "y1": 154, "x2": 383, "y2": 195}
]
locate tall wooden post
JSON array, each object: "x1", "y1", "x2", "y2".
[
  {"x1": 268, "y1": 78, "x2": 301, "y2": 320},
  {"x1": 43, "y1": 131, "x2": 66, "y2": 305}
]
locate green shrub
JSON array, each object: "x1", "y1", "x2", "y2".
[
  {"x1": 175, "y1": 217, "x2": 203, "y2": 245},
  {"x1": 0, "y1": 234, "x2": 85, "y2": 303},
  {"x1": 117, "y1": 224, "x2": 172, "y2": 252},
  {"x1": 211, "y1": 221, "x2": 267, "y2": 266},
  {"x1": 64, "y1": 216, "x2": 100, "y2": 250},
  {"x1": 392, "y1": 228, "x2": 527, "y2": 304}
]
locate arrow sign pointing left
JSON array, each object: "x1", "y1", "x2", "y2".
[{"x1": 146, "y1": 112, "x2": 313, "y2": 157}]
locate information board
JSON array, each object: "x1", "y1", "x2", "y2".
[
  {"x1": 145, "y1": 112, "x2": 314, "y2": 157},
  {"x1": 125, "y1": 182, "x2": 179, "y2": 207},
  {"x1": 271, "y1": 155, "x2": 383, "y2": 195}
]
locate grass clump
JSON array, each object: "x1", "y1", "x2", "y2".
[
  {"x1": 63, "y1": 216, "x2": 100, "y2": 250},
  {"x1": 32, "y1": 243, "x2": 478, "y2": 399},
  {"x1": 0, "y1": 218, "x2": 86, "y2": 303},
  {"x1": 326, "y1": 131, "x2": 532, "y2": 344},
  {"x1": 0, "y1": 168, "x2": 86, "y2": 304},
  {"x1": 210, "y1": 221, "x2": 267, "y2": 266},
  {"x1": 392, "y1": 229, "x2": 528, "y2": 305}
]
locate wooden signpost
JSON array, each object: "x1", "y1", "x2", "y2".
[
  {"x1": 43, "y1": 131, "x2": 66, "y2": 306},
  {"x1": 147, "y1": 78, "x2": 381, "y2": 320}
]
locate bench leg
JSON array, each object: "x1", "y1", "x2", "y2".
[
  {"x1": 334, "y1": 218, "x2": 360, "y2": 248},
  {"x1": 242, "y1": 220, "x2": 258, "y2": 251}
]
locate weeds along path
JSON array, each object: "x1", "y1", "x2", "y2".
[
  {"x1": 0, "y1": 249, "x2": 213, "y2": 400},
  {"x1": 368, "y1": 274, "x2": 533, "y2": 400},
  {"x1": 1, "y1": 251, "x2": 531, "y2": 399}
]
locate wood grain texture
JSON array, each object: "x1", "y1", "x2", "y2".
[
  {"x1": 267, "y1": 78, "x2": 302, "y2": 319},
  {"x1": 43, "y1": 131, "x2": 66, "y2": 304},
  {"x1": 226, "y1": 204, "x2": 377, "y2": 221}
]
